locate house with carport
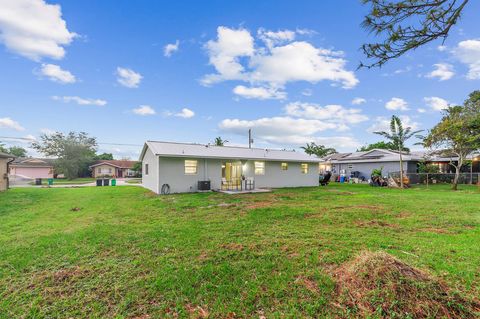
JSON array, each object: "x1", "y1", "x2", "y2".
[{"x1": 139, "y1": 141, "x2": 321, "y2": 194}]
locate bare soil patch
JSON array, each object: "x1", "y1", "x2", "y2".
[{"x1": 333, "y1": 251, "x2": 480, "y2": 318}]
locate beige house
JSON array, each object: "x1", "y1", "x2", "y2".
[
  {"x1": 0, "y1": 152, "x2": 15, "y2": 191},
  {"x1": 90, "y1": 160, "x2": 137, "y2": 178}
]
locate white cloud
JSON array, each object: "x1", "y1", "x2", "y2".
[
  {"x1": 0, "y1": 117, "x2": 25, "y2": 131},
  {"x1": 426, "y1": 63, "x2": 454, "y2": 81},
  {"x1": 249, "y1": 41, "x2": 358, "y2": 89},
  {"x1": 40, "y1": 128, "x2": 56, "y2": 135},
  {"x1": 257, "y1": 28, "x2": 296, "y2": 48},
  {"x1": 0, "y1": 0, "x2": 76, "y2": 61},
  {"x1": 174, "y1": 108, "x2": 195, "y2": 118},
  {"x1": 351, "y1": 97, "x2": 366, "y2": 105},
  {"x1": 385, "y1": 97, "x2": 409, "y2": 111},
  {"x1": 301, "y1": 88, "x2": 313, "y2": 96},
  {"x1": 437, "y1": 45, "x2": 447, "y2": 52},
  {"x1": 201, "y1": 26, "x2": 358, "y2": 99},
  {"x1": 417, "y1": 108, "x2": 427, "y2": 113},
  {"x1": 233, "y1": 85, "x2": 286, "y2": 100},
  {"x1": 202, "y1": 26, "x2": 255, "y2": 85},
  {"x1": 424, "y1": 96, "x2": 449, "y2": 111},
  {"x1": 39, "y1": 63, "x2": 76, "y2": 83},
  {"x1": 52, "y1": 95, "x2": 107, "y2": 106},
  {"x1": 164, "y1": 40, "x2": 179, "y2": 57},
  {"x1": 368, "y1": 115, "x2": 419, "y2": 133},
  {"x1": 219, "y1": 117, "x2": 359, "y2": 149},
  {"x1": 132, "y1": 105, "x2": 156, "y2": 116},
  {"x1": 116, "y1": 67, "x2": 142, "y2": 88},
  {"x1": 454, "y1": 39, "x2": 480, "y2": 79},
  {"x1": 284, "y1": 102, "x2": 368, "y2": 125}
]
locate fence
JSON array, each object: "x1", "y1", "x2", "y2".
[{"x1": 388, "y1": 172, "x2": 480, "y2": 185}]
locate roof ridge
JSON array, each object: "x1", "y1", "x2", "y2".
[{"x1": 146, "y1": 140, "x2": 298, "y2": 152}]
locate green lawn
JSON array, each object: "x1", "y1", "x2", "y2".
[{"x1": 0, "y1": 184, "x2": 479, "y2": 318}]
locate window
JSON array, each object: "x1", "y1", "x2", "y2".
[
  {"x1": 281, "y1": 162, "x2": 288, "y2": 170},
  {"x1": 97, "y1": 168, "x2": 101, "y2": 173},
  {"x1": 184, "y1": 160, "x2": 198, "y2": 174},
  {"x1": 347, "y1": 164, "x2": 354, "y2": 169},
  {"x1": 108, "y1": 168, "x2": 112, "y2": 174},
  {"x1": 301, "y1": 163, "x2": 309, "y2": 174},
  {"x1": 254, "y1": 161, "x2": 265, "y2": 175},
  {"x1": 145, "y1": 164, "x2": 149, "y2": 175}
]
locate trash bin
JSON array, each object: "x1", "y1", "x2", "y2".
[
  {"x1": 96, "y1": 179, "x2": 103, "y2": 187},
  {"x1": 47, "y1": 178, "x2": 54, "y2": 186},
  {"x1": 111, "y1": 179, "x2": 116, "y2": 186},
  {"x1": 35, "y1": 178, "x2": 42, "y2": 185},
  {"x1": 340, "y1": 176, "x2": 345, "y2": 183},
  {"x1": 103, "y1": 178, "x2": 110, "y2": 186}
]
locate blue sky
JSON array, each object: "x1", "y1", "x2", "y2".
[{"x1": 1, "y1": 0, "x2": 479, "y2": 159}]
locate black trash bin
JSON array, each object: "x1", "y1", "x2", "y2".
[
  {"x1": 96, "y1": 179, "x2": 103, "y2": 187},
  {"x1": 35, "y1": 178, "x2": 42, "y2": 185},
  {"x1": 103, "y1": 178, "x2": 110, "y2": 186}
]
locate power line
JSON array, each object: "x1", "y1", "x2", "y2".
[{"x1": 0, "y1": 136, "x2": 142, "y2": 147}]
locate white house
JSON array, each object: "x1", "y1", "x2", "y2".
[{"x1": 139, "y1": 141, "x2": 321, "y2": 194}]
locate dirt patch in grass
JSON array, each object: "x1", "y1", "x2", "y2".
[
  {"x1": 355, "y1": 220, "x2": 399, "y2": 229},
  {"x1": 185, "y1": 304, "x2": 209, "y2": 318},
  {"x1": 296, "y1": 276, "x2": 319, "y2": 293},
  {"x1": 333, "y1": 251, "x2": 480, "y2": 318},
  {"x1": 220, "y1": 243, "x2": 244, "y2": 251},
  {"x1": 421, "y1": 227, "x2": 453, "y2": 234},
  {"x1": 245, "y1": 201, "x2": 273, "y2": 210}
]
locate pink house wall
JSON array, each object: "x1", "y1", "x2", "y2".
[{"x1": 11, "y1": 167, "x2": 53, "y2": 178}]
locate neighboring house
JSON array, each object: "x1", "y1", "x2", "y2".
[
  {"x1": 139, "y1": 141, "x2": 321, "y2": 194},
  {"x1": 322, "y1": 149, "x2": 480, "y2": 180},
  {"x1": 0, "y1": 152, "x2": 15, "y2": 191},
  {"x1": 322, "y1": 149, "x2": 423, "y2": 179},
  {"x1": 90, "y1": 160, "x2": 137, "y2": 178},
  {"x1": 9, "y1": 158, "x2": 55, "y2": 179}
]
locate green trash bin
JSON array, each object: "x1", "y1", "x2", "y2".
[
  {"x1": 47, "y1": 178, "x2": 54, "y2": 186},
  {"x1": 111, "y1": 179, "x2": 116, "y2": 186}
]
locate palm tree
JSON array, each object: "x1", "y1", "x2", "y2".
[
  {"x1": 213, "y1": 137, "x2": 228, "y2": 146},
  {"x1": 374, "y1": 115, "x2": 422, "y2": 188}
]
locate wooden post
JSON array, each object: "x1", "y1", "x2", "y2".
[{"x1": 426, "y1": 173, "x2": 429, "y2": 188}]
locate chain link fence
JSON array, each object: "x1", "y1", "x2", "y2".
[{"x1": 388, "y1": 172, "x2": 480, "y2": 185}]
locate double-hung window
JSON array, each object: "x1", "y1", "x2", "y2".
[
  {"x1": 301, "y1": 163, "x2": 309, "y2": 174},
  {"x1": 254, "y1": 161, "x2": 265, "y2": 175},
  {"x1": 184, "y1": 160, "x2": 198, "y2": 174}
]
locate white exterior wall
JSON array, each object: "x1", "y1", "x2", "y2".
[
  {"x1": 242, "y1": 160, "x2": 318, "y2": 188},
  {"x1": 141, "y1": 147, "x2": 159, "y2": 193},
  {"x1": 146, "y1": 156, "x2": 319, "y2": 194}
]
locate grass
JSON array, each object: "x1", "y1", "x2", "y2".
[
  {"x1": 28, "y1": 178, "x2": 95, "y2": 185},
  {"x1": 0, "y1": 184, "x2": 478, "y2": 318}
]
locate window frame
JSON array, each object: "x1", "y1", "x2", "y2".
[
  {"x1": 145, "y1": 163, "x2": 149, "y2": 175},
  {"x1": 281, "y1": 162, "x2": 288, "y2": 170},
  {"x1": 301, "y1": 163, "x2": 309, "y2": 174},
  {"x1": 254, "y1": 161, "x2": 265, "y2": 175},
  {"x1": 184, "y1": 159, "x2": 198, "y2": 175}
]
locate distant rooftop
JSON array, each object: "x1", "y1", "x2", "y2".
[{"x1": 140, "y1": 140, "x2": 321, "y2": 163}]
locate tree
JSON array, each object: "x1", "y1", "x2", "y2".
[
  {"x1": 213, "y1": 137, "x2": 228, "y2": 146},
  {"x1": 374, "y1": 115, "x2": 422, "y2": 188},
  {"x1": 132, "y1": 161, "x2": 142, "y2": 176},
  {"x1": 301, "y1": 142, "x2": 337, "y2": 158},
  {"x1": 31, "y1": 132, "x2": 97, "y2": 180},
  {"x1": 0, "y1": 143, "x2": 7, "y2": 153},
  {"x1": 361, "y1": 0, "x2": 470, "y2": 68},
  {"x1": 6, "y1": 146, "x2": 28, "y2": 157},
  {"x1": 94, "y1": 153, "x2": 114, "y2": 160},
  {"x1": 358, "y1": 141, "x2": 397, "y2": 152},
  {"x1": 418, "y1": 161, "x2": 440, "y2": 173},
  {"x1": 423, "y1": 91, "x2": 480, "y2": 190}
]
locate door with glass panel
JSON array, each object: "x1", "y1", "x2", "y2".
[{"x1": 221, "y1": 161, "x2": 242, "y2": 190}]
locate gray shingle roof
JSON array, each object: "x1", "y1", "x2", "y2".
[
  {"x1": 141, "y1": 141, "x2": 321, "y2": 163},
  {"x1": 0, "y1": 152, "x2": 14, "y2": 159}
]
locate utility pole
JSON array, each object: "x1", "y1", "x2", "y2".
[{"x1": 248, "y1": 129, "x2": 253, "y2": 148}]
